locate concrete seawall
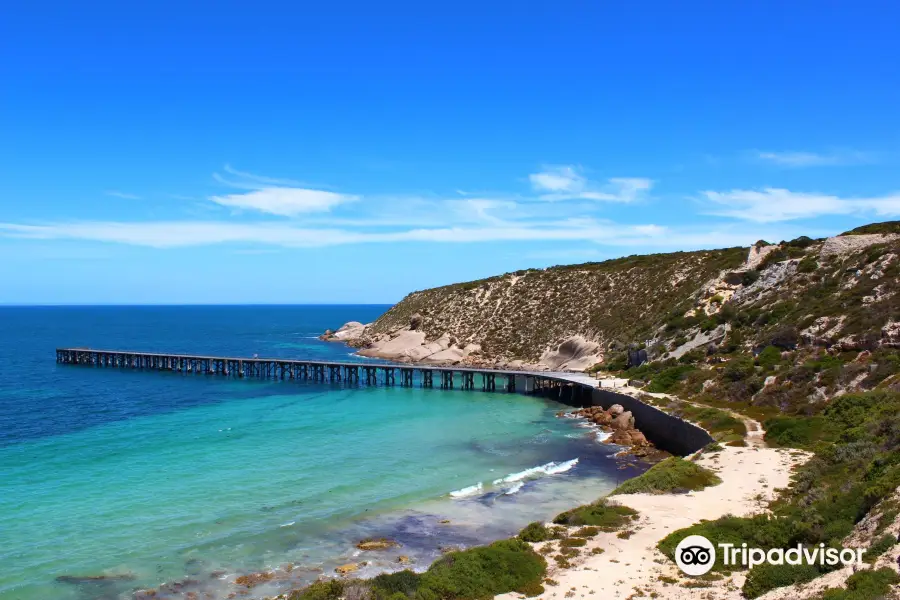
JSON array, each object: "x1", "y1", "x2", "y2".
[
  {"x1": 531, "y1": 380, "x2": 714, "y2": 456},
  {"x1": 588, "y1": 388, "x2": 714, "y2": 456}
]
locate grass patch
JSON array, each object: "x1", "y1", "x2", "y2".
[
  {"x1": 613, "y1": 457, "x2": 721, "y2": 495},
  {"x1": 571, "y1": 527, "x2": 599, "y2": 538},
  {"x1": 819, "y1": 568, "x2": 900, "y2": 600},
  {"x1": 862, "y1": 534, "x2": 895, "y2": 563},
  {"x1": 560, "y1": 537, "x2": 587, "y2": 548},
  {"x1": 416, "y1": 539, "x2": 546, "y2": 600},
  {"x1": 764, "y1": 416, "x2": 834, "y2": 449},
  {"x1": 673, "y1": 404, "x2": 748, "y2": 440},
  {"x1": 518, "y1": 522, "x2": 553, "y2": 543},
  {"x1": 743, "y1": 563, "x2": 827, "y2": 599},
  {"x1": 553, "y1": 499, "x2": 639, "y2": 530}
]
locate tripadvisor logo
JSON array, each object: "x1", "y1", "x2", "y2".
[{"x1": 674, "y1": 535, "x2": 865, "y2": 577}]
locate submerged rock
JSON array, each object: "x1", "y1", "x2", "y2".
[
  {"x1": 355, "y1": 538, "x2": 400, "y2": 551},
  {"x1": 335, "y1": 563, "x2": 360, "y2": 575}
]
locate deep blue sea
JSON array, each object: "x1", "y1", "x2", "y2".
[{"x1": 0, "y1": 306, "x2": 637, "y2": 600}]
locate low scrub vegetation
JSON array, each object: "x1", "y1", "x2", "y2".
[
  {"x1": 553, "y1": 499, "x2": 639, "y2": 530},
  {"x1": 658, "y1": 390, "x2": 900, "y2": 598},
  {"x1": 290, "y1": 539, "x2": 547, "y2": 600},
  {"x1": 612, "y1": 457, "x2": 721, "y2": 495},
  {"x1": 819, "y1": 568, "x2": 900, "y2": 600}
]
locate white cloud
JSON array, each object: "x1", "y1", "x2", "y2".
[
  {"x1": 209, "y1": 188, "x2": 358, "y2": 217},
  {"x1": 529, "y1": 166, "x2": 651, "y2": 202},
  {"x1": 756, "y1": 150, "x2": 872, "y2": 168},
  {"x1": 105, "y1": 190, "x2": 141, "y2": 200},
  {"x1": 208, "y1": 165, "x2": 357, "y2": 216},
  {"x1": 703, "y1": 187, "x2": 900, "y2": 222},
  {"x1": 0, "y1": 219, "x2": 801, "y2": 253}
]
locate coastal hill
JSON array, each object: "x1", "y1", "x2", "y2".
[
  {"x1": 330, "y1": 222, "x2": 900, "y2": 379},
  {"x1": 314, "y1": 223, "x2": 900, "y2": 600}
]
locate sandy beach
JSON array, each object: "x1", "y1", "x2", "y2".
[{"x1": 499, "y1": 445, "x2": 813, "y2": 600}]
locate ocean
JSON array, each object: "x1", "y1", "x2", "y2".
[{"x1": 0, "y1": 306, "x2": 640, "y2": 600}]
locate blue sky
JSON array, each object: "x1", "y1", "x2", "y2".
[{"x1": 1, "y1": 0, "x2": 898, "y2": 304}]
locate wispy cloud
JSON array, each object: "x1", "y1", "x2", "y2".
[
  {"x1": 105, "y1": 190, "x2": 141, "y2": 200},
  {"x1": 755, "y1": 149, "x2": 873, "y2": 168},
  {"x1": 703, "y1": 187, "x2": 900, "y2": 222},
  {"x1": 0, "y1": 219, "x2": 802, "y2": 253},
  {"x1": 209, "y1": 165, "x2": 356, "y2": 216},
  {"x1": 210, "y1": 189, "x2": 358, "y2": 217},
  {"x1": 529, "y1": 166, "x2": 652, "y2": 202}
]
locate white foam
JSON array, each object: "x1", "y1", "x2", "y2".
[
  {"x1": 449, "y1": 482, "x2": 483, "y2": 498},
  {"x1": 595, "y1": 430, "x2": 613, "y2": 442},
  {"x1": 279, "y1": 521, "x2": 295, "y2": 527},
  {"x1": 492, "y1": 458, "x2": 579, "y2": 485},
  {"x1": 502, "y1": 481, "x2": 525, "y2": 495}
]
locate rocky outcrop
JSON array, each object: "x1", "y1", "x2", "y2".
[
  {"x1": 820, "y1": 233, "x2": 900, "y2": 257},
  {"x1": 568, "y1": 406, "x2": 654, "y2": 456},
  {"x1": 319, "y1": 321, "x2": 368, "y2": 342},
  {"x1": 539, "y1": 336, "x2": 603, "y2": 371}
]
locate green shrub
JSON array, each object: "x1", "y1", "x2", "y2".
[
  {"x1": 764, "y1": 416, "x2": 833, "y2": 449},
  {"x1": 290, "y1": 579, "x2": 346, "y2": 600},
  {"x1": 518, "y1": 522, "x2": 553, "y2": 543},
  {"x1": 862, "y1": 533, "x2": 895, "y2": 563},
  {"x1": 742, "y1": 563, "x2": 826, "y2": 599},
  {"x1": 560, "y1": 537, "x2": 587, "y2": 548},
  {"x1": 658, "y1": 514, "x2": 798, "y2": 574},
  {"x1": 571, "y1": 527, "x2": 599, "y2": 538},
  {"x1": 647, "y1": 365, "x2": 695, "y2": 392},
  {"x1": 742, "y1": 270, "x2": 761, "y2": 286},
  {"x1": 724, "y1": 355, "x2": 755, "y2": 381},
  {"x1": 613, "y1": 457, "x2": 721, "y2": 495},
  {"x1": 798, "y1": 255, "x2": 818, "y2": 273},
  {"x1": 820, "y1": 568, "x2": 900, "y2": 600},
  {"x1": 842, "y1": 220, "x2": 900, "y2": 235},
  {"x1": 553, "y1": 499, "x2": 638, "y2": 529},
  {"x1": 757, "y1": 345, "x2": 783, "y2": 370},
  {"x1": 416, "y1": 539, "x2": 546, "y2": 600},
  {"x1": 371, "y1": 571, "x2": 422, "y2": 600}
]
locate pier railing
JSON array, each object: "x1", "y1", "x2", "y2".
[{"x1": 55, "y1": 348, "x2": 596, "y2": 400}]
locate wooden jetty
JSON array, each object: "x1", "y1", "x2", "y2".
[{"x1": 55, "y1": 348, "x2": 597, "y2": 403}]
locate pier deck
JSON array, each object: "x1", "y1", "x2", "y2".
[{"x1": 55, "y1": 348, "x2": 599, "y2": 400}]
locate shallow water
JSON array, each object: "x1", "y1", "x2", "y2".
[{"x1": 0, "y1": 306, "x2": 638, "y2": 600}]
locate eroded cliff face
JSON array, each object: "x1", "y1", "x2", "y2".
[{"x1": 327, "y1": 225, "x2": 900, "y2": 373}]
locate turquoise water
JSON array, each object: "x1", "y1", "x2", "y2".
[{"x1": 0, "y1": 306, "x2": 636, "y2": 600}]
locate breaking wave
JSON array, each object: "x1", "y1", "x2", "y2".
[{"x1": 492, "y1": 458, "x2": 579, "y2": 485}]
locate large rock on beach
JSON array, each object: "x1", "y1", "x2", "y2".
[{"x1": 611, "y1": 411, "x2": 635, "y2": 430}]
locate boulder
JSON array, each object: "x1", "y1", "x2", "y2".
[
  {"x1": 608, "y1": 404, "x2": 625, "y2": 417},
  {"x1": 611, "y1": 411, "x2": 635, "y2": 430},
  {"x1": 539, "y1": 335, "x2": 603, "y2": 371},
  {"x1": 335, "y1": 564, "x2": 359, "y2": 576},
  {"x1": 591, "y1": 411, "x2": 612, "y2": 426},
  {"x1": 409, "y1": 313, "x2": 423, "y2": 330},
  {"x1": 628, "y1": 430, "x2": 649, "y2": 446}
]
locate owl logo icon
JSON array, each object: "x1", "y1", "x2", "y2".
[{"x1": 675, "y1": 535, "x2": 716, "y2": 576}]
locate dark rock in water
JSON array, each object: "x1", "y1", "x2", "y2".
[{"x1": 56, "y1": 574, "x2": 137, "y2": 584}]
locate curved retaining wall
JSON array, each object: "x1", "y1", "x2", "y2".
[
  {"x1": 587, "y1": 388, "x2": 714, "y2": 456},
  {"x1": 529, "y1": 380, "x2": 713, "y2": 456}
]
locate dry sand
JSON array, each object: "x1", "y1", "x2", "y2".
[{"x1": 498, "y1": 445, "x2": 813, "y2": 600}]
